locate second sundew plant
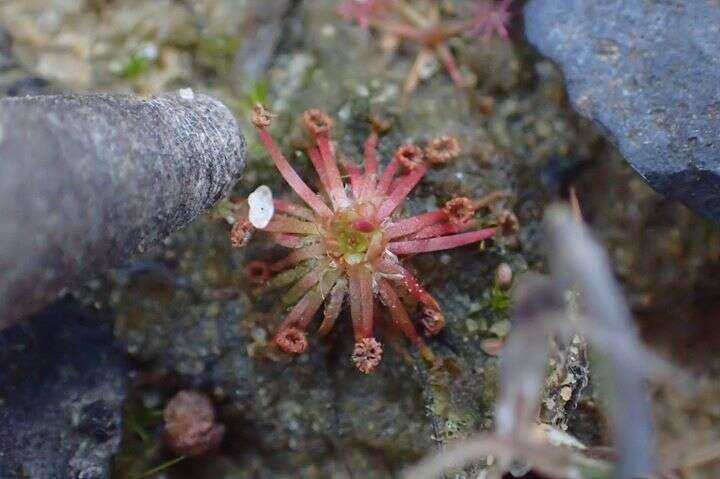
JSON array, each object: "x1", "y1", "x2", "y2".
[
  {"x1": 234, "y1": 104, "x2": 499, "y2": 373},
  {"x1": 338, "y1": 0, "x2": 513, "y2": 95}
]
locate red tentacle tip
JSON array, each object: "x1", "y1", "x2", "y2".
[
  {"x1": 251, "y1": 103, "x2": 274, "y2": 129},
  {"x1": 443, "y1": 197, "x2": 476, "y2": 225},
  {"x1": 425, "y1": 135, "x2": 461, "y2": 165},
  {"x1": 244, "y1": 260, "x2": 271, "y2": 284},
  {"x1": 230, "y1": 217, "x2": 255, "y2": 248},
  {"x1": 303, "y1": 109, "x2": 334, "y2": 136},
  {"x1": 351, "y1": 337, "x2": 383, "y2": 373},
  {"x1": 421, "y1": 308, "x2": 445, "y2": 336},
  {"x1": 275, "y1": 327, "x2": 309, "y2": 354},
  {"x1": 395, "y1": 144, "x2": 424, "y2": 171}
]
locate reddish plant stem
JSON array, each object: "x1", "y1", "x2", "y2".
[
  {"x1": 377, "y1": 165, "x2": 428, "y2": 220},
  {"x1": 257, "y1": 128, "x2": 332, "y2": 217},
  {"x1": 385, "y1": 210, "x2": 448, "y2": 239},
  {"x1": 388, "y1": 227, "x2": 496, "y2": 254}
]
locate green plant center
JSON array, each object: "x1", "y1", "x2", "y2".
[{"x1": 330, "y1": 215, "x2": 371, "y2": 256}]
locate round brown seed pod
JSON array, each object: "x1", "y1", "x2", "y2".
[
  {"x1": 251, "y1": 103, "x2": 274, "y2": 128},
  {"x1": 443, "y1": 197, "x2": 476, "y2": 225},
  {"x1": 395, "y1": 144, "x2": 424, "y2": 171},
  {"x1": 425, "y1": 135, "x2": 461, "y2": 165},
  {"x1": 230, "y1": 217, "x2": 255, "y2": 248},
  {"x1": 303, "y1": 109, "x2": 334, "y2": 135},
  {"x1": 351, "y1": 337, "x2": 383, "y2": 373}
]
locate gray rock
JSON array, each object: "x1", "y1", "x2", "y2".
[
  {"x1": 0, "y1": 93, "x2": 246, "y2": 327},
  {"x1": 0, "y1": 299, "x2": 127, "y2": 479},
  {"x1": 524, "y1": 0, "x2": 720, "y2": 221}
]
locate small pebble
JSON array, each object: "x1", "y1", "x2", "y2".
[
  {"x1": 479, "y1": 338, "x2": 505, "y2": 356},
  {"x1": 164, "y1": 390, "x2": 225, "y2": 456},
  {"x1": 465, "y1": 318, "x2": 479, "y2": 333},
  {"x1": 559, "y1": 386, "x2": 573, "y2": 402},
  {"x1": 494, "y1": 262, "x2": 513, "y2": 288},
  {"x1": 489, "y1": 319, "x2": 511, "y2": 337}
]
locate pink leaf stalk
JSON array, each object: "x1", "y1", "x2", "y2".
[
  {"x1": 468, "y1": 0, "x2": 513, "y2": 41},
  {"x1": 338, "y1": 0, "x2": 395, "y2": 31},
  {"x1": 240, "y1": 105, "x2": 502, "y2": 373}
]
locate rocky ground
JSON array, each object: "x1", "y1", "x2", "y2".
[{"x1": 1, "y1": 0, "x2": 719, "y2": 478}]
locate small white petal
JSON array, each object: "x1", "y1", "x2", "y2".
[{"x1": 248, "y1": 185, "x2": 274, "y2": 228}]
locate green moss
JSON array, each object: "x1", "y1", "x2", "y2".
[
  {"x1": 118, "y1": 54, "x2": 152, "y2": 79},
  {"x1": 489, "y1": 285, "x2": 511, "y2": 313},
  {"x1": 113, "y1": 402, "x2": 165, "y2": 478},
  {"x1": 441, "y1": 411, "x2": 478, "y2": 440}
]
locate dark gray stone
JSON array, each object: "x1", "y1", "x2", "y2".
[
  {"x1": 4, "y1": 76, "x2": 54, "y2": 97},
  {"x1": 0, "y1": 93, "x2": 246, "y2": 327},
  {"x1": 524, "y1": 0, "x2": 720, "y2": 221},
  {"x1": 0, "y1": 299, "x2": 127, "y2": 479}
]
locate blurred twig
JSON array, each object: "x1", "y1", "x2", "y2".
[
  {"x1": 544, "y1": 205, "x2": 657, "y2": 478},
  {"x1": 404, "y1": 204, "x2": 677, "y2": 478}
]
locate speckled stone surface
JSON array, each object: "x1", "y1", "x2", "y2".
[
  {"x1": 525, "y1": 0, "x2": 720, "y2": 221},
  {"x1": 0, "y1": 299, "x2": 127, "y2": 479},
  {"x1": 0, "y1": 93, "x2": 246, "y2": 326}
]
